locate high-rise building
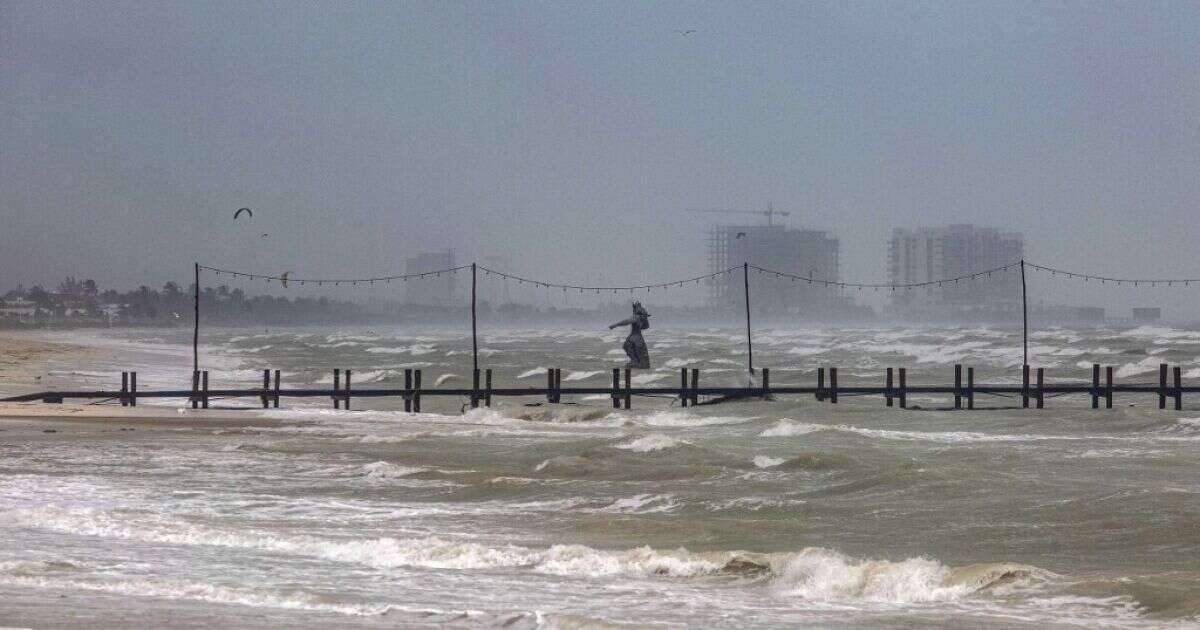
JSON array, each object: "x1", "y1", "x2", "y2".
[
  {"x1": 405, "y1": 251, "x2": 457, "y2": 306},
  {"x1": 706, "y1": 224, "x2": 841, "y2": 315},
  {"x1": 887, "y1": 225, "x2": 1023, "y2": 310}
]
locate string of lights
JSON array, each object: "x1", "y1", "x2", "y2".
[
  {"x1": 1025, "y1": 262, "x2": 1200, "y2": 287},
  {"x1": 199, "y1": 259, "x2": 1200, "y2": 293},
  {"x1": 196, "y1": 264, "x2": 472, "y2": 286},
  {"x1": 475, "y1": 265, "x2": 741, "y2": 293},
  {"x1": 747, "y1": 261, "x2": 1021, "y2": 290}
]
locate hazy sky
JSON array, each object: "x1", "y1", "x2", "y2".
[{"x1": 2, "y1": 1, "x2": 1198, "y2": 311}]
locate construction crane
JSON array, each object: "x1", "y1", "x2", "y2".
[{"x1": 685, "y1": 203, "x2": 791, "y2": 226}]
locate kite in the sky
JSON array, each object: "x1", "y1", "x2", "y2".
[{"x1": 234, "y1": 207, "x2": 253, "y2": 219}]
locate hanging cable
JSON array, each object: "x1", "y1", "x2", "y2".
[
  {"x1": 476, "y1": 265, "x2": 740, "y2": 292},
  {"x1": 197, "y1": 264, "x2": 471, "y2": 285},
  {"x1": 1025, "y1": 262, "x2": 1200, "y2": 286},
  {"x1": 746, "y1": 261, "x2": 1021, "y2": 289}
]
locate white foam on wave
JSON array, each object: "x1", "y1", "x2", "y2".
[
  {"x1": 614, "y1": 434, "x2": 687, "y2": 452},
  {"x1": 518, "y1": 367, "x2": 546, "y2": 379},
  {"x1": 638, "y1": 410, "x2": 755, "y2": 427},
  {"x1": 753, "y1": 455, "x2": 787, "y2": 468},
  {"x1": 630, "y1": 373, "x2": 668, "y2": 385},
  {"x1": 774, "y1": 548, "x2": 1003, "y2": 603},
  {"x1": 0, "y1": 572, "x2": 395, "y2": 616},
  {"x1": 360, "y1": 461, "x2": 426, "y2": 479},
  {"x1": 759, "y1": 419, "x2": 824, "y2": 437},
  {"x1": 365, "y1": 344, "x2": 437, "y2": 356},
  {"x1": 562, "y1": 370, "x2": 603, "y2": 382},
  {"x1": 7, "y1": 504, "x2": 1068, "y2": 608},
  {"x1": 590, "y1": 494, "x2": 679, "y2": 514}
]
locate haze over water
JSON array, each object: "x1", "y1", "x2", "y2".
[{"x1": 3, "y1": 324, "x2": 1199, "y2": 627}]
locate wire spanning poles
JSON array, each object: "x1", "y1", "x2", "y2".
[
  {"x1": 197, "y1": 264, "x2": 471, "y2": 287},
  {"x1": 1025, "y1": 263, "x2": 1200, "y2": 287},
  {"x1": 475, "y1": 265, "x2": 740, "y2": 294},
  {"x1": 747, "y1": 261, "x2": 1022, "y2": 291}
]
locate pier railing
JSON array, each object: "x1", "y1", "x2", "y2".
[{"x1": 3, "y1": 363, "x2": 1192, "y2": 412}]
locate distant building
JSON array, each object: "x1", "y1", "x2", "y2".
[
  {"x1": 405, "y1": 251, "x2": 457, "y2": 306},
  {"x1": 0, "y1": 297, "x2": 37, "y2": 319},
  {"x1": 1132, "y1": 307, "x2": 1162, "y2": 323},
  {"x1": 887, "y1": 225, "x2": 1023, "y2": 313},
  {"x1": 706, "y1": 224, "x2": 841, "y2": 315}
]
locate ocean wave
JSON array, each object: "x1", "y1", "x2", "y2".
[
  {"x1": 638, "y1": 411, "x2": 756, "y2": 427},
  {"x1": 753, "y1": 455, "x2": 786, "y2": 468},
  {"x1": 2, "y1": 506, "x2": 1066, "y2": 603},
  {"x1": 0, "y1": 572, "x2": 394, "y2": 616},
  {"x1": 759, "y1": 419, "x2": 824, "y2": 437},
  {"x1": 773, "y1": 547, "x2": 1046, "y2": 603},
  {"x1": 360, "y1": 461, "x2": 426, "y2": 479},
  {"x1": 589, "y1": 494, "x2": 679, "y2": 514},
  {"x1": 613, "y1": 434, "x2": 688, "y2": 452},
  {"x1": 365, "y1": 344, "x2": 437, "y2": 356}
]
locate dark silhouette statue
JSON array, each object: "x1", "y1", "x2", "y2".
[{"x1": 610, "y1": 301, "x2": 651, "y2": 369}]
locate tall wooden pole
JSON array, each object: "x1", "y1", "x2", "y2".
[
  {"x1": 193, "y1": 262, "x2": 200, "y2": 375},
  {"x1": 471, "y1": 262, "x2": 478, "y2": 375},
  {"x1": 743, "y1": 262, "x2": 754, "y2": 375},
  {"x1": 1020, "y1": 259, "x2": 1028, "y2": 368}
]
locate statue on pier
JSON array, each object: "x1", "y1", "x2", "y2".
[{"x1": 610, "y1": 301, "x2": 651, "y2": 369}]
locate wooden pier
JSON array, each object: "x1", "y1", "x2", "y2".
[{"x1": 3, "y1": 363, "x2": 1195, "y2": 412}]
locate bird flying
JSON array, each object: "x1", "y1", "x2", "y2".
[
  {"x1": 674, "y1": 29, "x2": 697, "y2": 35},
  {"x1": 736, "y1": 232, "x2": 747, "y2": 238},
  {"x1": 234, "y1": 207, "x2": 252, "y2": 219}
]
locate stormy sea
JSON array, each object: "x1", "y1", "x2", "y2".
[{"x1": 2, "y1": 324, "x2": 1199, "y2": 628}]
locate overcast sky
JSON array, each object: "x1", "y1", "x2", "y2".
[{"x1": 2, "y1": 1, "x2": 1198, "y2": 311}]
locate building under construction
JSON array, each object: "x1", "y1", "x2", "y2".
[{"x1": 706, "y1": 224, "x2": 842, "y2": 316}]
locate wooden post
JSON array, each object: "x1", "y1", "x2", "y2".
[
  {"x1": 762, "y1": 367, "x2": 770, "y2": 400},
  {"x1": 193, "y1": 263, "x2": 200, "y2": 377},
  {"x1": 954, "y1": 364, "x2": 962, "y2": 410},
  {"x1": 413, "y1": 369, "x2": 422, "y2": 413},
  {"x1": 472, "y1": 368, "x2": 480, "y2": 409},
  {"x1": 1174, "y1": 366, "x2": 1182, "y2": 411},
  {"x1": 1022, "y1": 364, "x2": 1030, "y2": 408},
  {"x1": 484, "y1": 369, "x2": 493, "y2": 407},
  {"x1": 555, "y1": 368, "x2": 562, "y2": 404},
  {"x1": 547, "y1": 368, "x2": 555, "y2": 404},
  {"x1": 680, "y1": 368, "x2": 688, "y2": 407},
  {"x1": 404, "y1": 369, "x2": 412, "y2": 413},
  {"x1": 121, "y1": 371, "x2": 129, "y2": 407},
  {"x1": 690, "y1": 369, "x2": 699, "y2": 405},
  {"x1": 1036, "y1": 367, "x2": 1044, "y2": 409},
  {"x1": 743, "y1": 262, "x2": 754, "y2": 375},
  {"x1": 623, "y1": 368, "x2": 631, "y2": 409},
  {"x1": 344, "y1": 369, "x2": 351, "y2": 411},
  {"x1": 261, "y1": 369, "x2": 270, "y2": 409},
  {"x1": 829, "y1": 367, "x2": 838, "y2": 404},
  {"x1": 1159, "y1": 363, "x2": 1167, "y2": 410},
  {"x1": 131, "y1": 371, "x2": 138, "y2": 407},
  {"x1": 190, "y1": 370, "x2": 198, "y2": 409},
  {"x1": 1091, "y1": 364, "x2": 1100, "y2": 409},
  {"x1": 200, "y1": 371, "x2": 207, "y2": 409},
  {"x1": 333, "y1": 369, "x2": 341, "y2": 409},
  {"x1": 1105, "y1": 365, "x2": 1113, "y2": 409},
  {"x1": 899, "y1": 368, "x2": 907, "y2": 409},
  {"x1": 967, "y1": 367, "x2": 975, "y2": 410},
  {"x1": 273, "y1": 370, "x2": 280, "y2": 408},
  {"x1": 885, "y1": 367, "x2": 894, "y2": 407},
  {"x1": 612, "y1": 368, "x2": 620, "y2": 409},
  {"x1": 817, "y1": 367, "x2": 825, "y2": 402}
]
